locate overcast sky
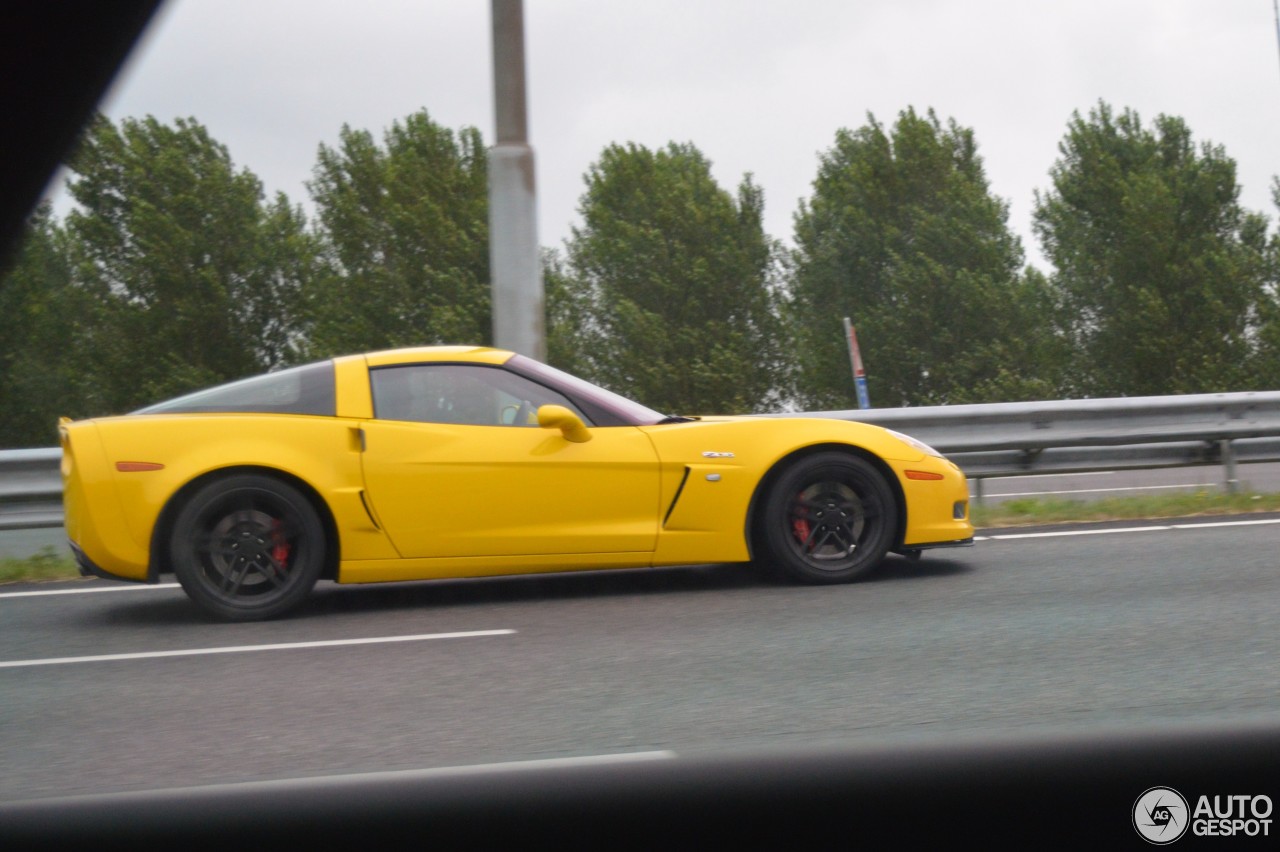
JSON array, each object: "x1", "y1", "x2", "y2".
[{"x1": 68, "y1": 0, "x2": 1280, "y2": 270}]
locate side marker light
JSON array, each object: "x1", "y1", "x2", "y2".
[{"x1": 115, "y1": 462, "x2": 165, "y2": 472}]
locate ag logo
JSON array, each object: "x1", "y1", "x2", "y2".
[{"x1": 1134, "y1": 787, "x2": 1190, "y2": 844}]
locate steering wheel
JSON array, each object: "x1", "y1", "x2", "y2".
[{"x1": 513, "y1": 399, "x2": 535, "y2": 426}]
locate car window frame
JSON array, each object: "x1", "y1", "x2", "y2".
[{"x1": 367, "y1": 361, "x2": 592, "y2": 427}]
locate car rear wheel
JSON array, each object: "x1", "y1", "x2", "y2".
[
  {"x1": 759, "y1": 452, "x2": 896, "y2": 584},
  {"x1": 170, "y1": 474, "x2": 324, "y2": 621}
]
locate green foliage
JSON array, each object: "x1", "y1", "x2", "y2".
[
  {"x1": 0, "y1": 205, "x2": 97, "y2": 446},
  {"x1": 971, "y1": 490, "x2": 1280, "y2": 529},
  {"x1": 556, "y1": 142, "x2": 789, "y2": 414},
  {"x1": 306, "y1": 110, "x2": 490, "y2": 357},
  {"x1": 1243, "y1": 178, "x2": 1280, "y2": 387},
  {"x1": 543, "y1": 247, "x2": 591, "y2": 377},
  {"x1": 0, "y1": 547, "x2": 80, "y2": 584},
  {"x1": 63, "y1": 115, "x2": 315, "y2": 414},
  {"x1": 1033, "y1": 103, "x2": 1268, "y2": 396},
  {"x1": 790, "y1": 108, "x2": 1052, "y2": 409},
  {"x1": 8, "y1": 99, "x2": 1280, "y2": 452}
]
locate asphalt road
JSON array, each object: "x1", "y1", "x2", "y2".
[{"x1": 1, "y1": 517, "x2": 1278, "y2": 804}]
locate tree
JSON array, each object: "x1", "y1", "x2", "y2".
[
  {"x1": 543, "y1": 247, "x2": 591, "y2": 378},
  {"x1": 306, "y1": 110, "x2": 489, "y2": 357},
  {"x1": 0, "y1": 205, "x2": 95, "y2": 446},
  {"x1": 1247, "y1": 179, "x2": 1280, "y2": 387},
  {"x1": 64, "y1": 114, "x2": 315, "y2": 414},
  {"x1": 1033, "y1": 102, "x2": 1268, "y2": 396},
  {"x1": 790, "y1": 108, "x2": 1053, "y2": 410},
  {"x1": 556, "y1": 142, "x2": 789, "y2": 414}
]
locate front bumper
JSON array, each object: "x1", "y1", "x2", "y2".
[
  {"x1": 896, "y1": 537, "x2": 974, "y2": 553},
  {"x1": 890, "y1": 455, "x2": 975, "y2": 547}
]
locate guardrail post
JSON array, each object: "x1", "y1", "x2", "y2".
[
  {"x1": 1221, "y1": 439, "x2": 1239, "y2": 495},
  {"x1": 971, "y1": 477, "x2": 984, "y2": 508}
]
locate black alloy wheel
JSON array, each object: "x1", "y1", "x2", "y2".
[
  {"x1": 760, "y1": 452, "x2": 896, "y2": 584},
  {"x1": 170, "y1": 474, "x2": 325, "y2": 621}
]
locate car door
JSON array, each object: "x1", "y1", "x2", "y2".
[{"x1": 359, "y1": 362, "x2": 661, "y2": 559}]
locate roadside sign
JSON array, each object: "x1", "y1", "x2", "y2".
[{"x1": 843, "y1": 317, "x2": 871, "y2": 410}]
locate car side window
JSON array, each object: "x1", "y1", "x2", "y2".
[{"x1": 369, "y1": 364, "x2": 590, "y2": 426}]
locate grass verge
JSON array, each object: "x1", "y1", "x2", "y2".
[
  {"x1": 3, "y1": 490, "x2": 1279, "y2": 584},
  {"x1": 971, "y1": 489, "x2": 1280, "y2": 528},
  {"x1": 0, "y1": 546, "x2": 82, "y2": 584}
]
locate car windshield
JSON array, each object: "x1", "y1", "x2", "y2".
[{"x1": 507, "y1": 355, "x2": 666, "y2": 426}]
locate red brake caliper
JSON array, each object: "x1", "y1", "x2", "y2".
[
  {"x1": 791, "y1": 492, "x2": 811, "y2": 550},
  {"x1": 271, "y1": 519, "x2": 291, "y2": 570}
]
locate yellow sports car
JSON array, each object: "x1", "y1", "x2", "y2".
[{"x1": 60, "y1": 346, "x2": 973, "y2": 620}]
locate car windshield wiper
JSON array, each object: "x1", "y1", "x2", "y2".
[{"x1": 656, "y1": 414, "x2": 699, "y2": 424}]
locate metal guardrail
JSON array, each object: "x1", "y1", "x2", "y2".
[
  {"x1": 0, "y1": 448, "x2": 62, "y2": 531},
  {"x1": 764, "y1": 390, "x2": 1280, "y2": 501},
  {"x1": 5, "y1": 390, "x2": 1280, "y2": 529},
  {"x1": 784, "y1": 391, "x2": 1280, "y2": 451}
]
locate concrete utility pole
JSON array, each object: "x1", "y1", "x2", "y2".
[{"x1": 488, "y1": 0, "x2": 545, "y2": 360}]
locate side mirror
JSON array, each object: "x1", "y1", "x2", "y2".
[{"x1": 537, "y1": 404, "x2": 592, "y2": 443}]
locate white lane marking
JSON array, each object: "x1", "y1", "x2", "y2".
[
  {"x1": 978, "y1": 471, "x2": 1116, "y2": 481},
  {"x1": 1171, "y1": 518, "x2": 1280, "y2": 530},
  {"x1": 980, "y1": 518, "x2": 1280, "y2": 541},
  {"x1": 170, "y1": 751, "x2": 678, "y2": 791},
  {"x1": 13, "y1": 751, "x2": 680, "y2": 806},
  {"x1": 988, "y1": 526, "x2": 1171, "y2": 540},
  {"x1": 982, "y1": 484, "x2": 1203, "y2": 498},
  {"x1": 0, "y1": 630, "x2": 516, "y2": 669},
  {"x1": 0, "y1": 583, "x2": 180, "y2": 599}
]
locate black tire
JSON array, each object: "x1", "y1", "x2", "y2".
[
  {"x1": 758, "y1": 452, "x2": 896, "y2": 584},
  {"x1": 170, "y1": 474, "x2": 325, "y2": 621}
]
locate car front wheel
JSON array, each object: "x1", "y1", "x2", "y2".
[
  {"x1": 759, "y1": 452, "x2": 896, "y2": 584},
  {"x1": 170, "y1": 474, "x2": 325, "y2": 621}
]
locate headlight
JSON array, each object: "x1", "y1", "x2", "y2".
[{"x1": 886, "y1": 429, "x2": 943, "y2": 458}]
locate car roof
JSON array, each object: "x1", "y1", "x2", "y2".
[{"x1": 356, "y1": 346, "x2": 515, "y2": 368}]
